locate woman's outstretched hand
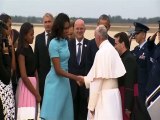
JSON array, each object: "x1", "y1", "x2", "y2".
[{"x1": 77, "y1": 76, "x2": 84, "y2": 86}]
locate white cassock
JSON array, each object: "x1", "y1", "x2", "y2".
[{"x1": 84, "y1": 40, "x2": 126, "y2": 120}]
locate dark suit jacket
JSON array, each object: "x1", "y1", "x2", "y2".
[
  {"x1": 34, "y1": 32, "x2": 51, "y2": 96},
  {"x1": 146, "y1": 40, "x2": 160, "y2": 96},
  {"x1": 85, "y1": 35, "x2": 115, "y2": 74},
  {"x1": 68, "y1": 38, "x2": 89, "y2": 98}
]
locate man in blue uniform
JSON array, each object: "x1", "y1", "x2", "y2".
[{"x1": 132, "y1": 22, "x2": 150, "y2": 103}]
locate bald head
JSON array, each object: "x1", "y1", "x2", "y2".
[
  {"x1": 74, "y1": 19, "x2": 85, "y2": 27},
  {"x1": 74, "y1": 19, "x2": 86, "y2": 41}
]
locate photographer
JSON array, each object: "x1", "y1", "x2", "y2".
[
  {"x1": 0, "y1": 13, "x2": 17, "y2": 94},
  {"x1": 0, "y1": 21, "x2": 11, "y2": 84},
  {"x1": 0, "y1": 20, "x2": 15, "y2": 119}
]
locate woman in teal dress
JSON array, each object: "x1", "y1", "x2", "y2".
[{"x1": 40, "y1": 13, "x2": 80, "y2": 120}]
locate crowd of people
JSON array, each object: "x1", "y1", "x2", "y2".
[{"x1": 0, "y1": 12, "x2": 159, "y2": 120}]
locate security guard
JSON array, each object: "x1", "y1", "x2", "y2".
[{"x1": 132, "y1": 22, "x2": 150, "y2": 103}]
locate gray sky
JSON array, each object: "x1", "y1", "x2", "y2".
[{"x1": 0, "y1": 0, "x2": 160, "y2": 19}]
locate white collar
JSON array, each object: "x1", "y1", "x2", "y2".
[
  {"x1": 99, "y1": 39, "x2": 108, "y2": 49},
  {"x1": 139, "y1": 40, "x2": 146, "y2": 49},
  {"x1": 45, "y1": 31, "x2": 51, "y2": 36},
  {"x1": 45, "y1": 31, "x2": 48, "y2": 36},
  {"x1": 76, "y1": 39, "x2": 84, "y2": 45}
]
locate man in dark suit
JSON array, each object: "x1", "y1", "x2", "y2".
[
  {"x1": 85, "y1": 14, "x2": 115, "y2": 74},
  {"x1": 132, "y1": 22, "x2": 150, "y2": 103},
  {"x1": 34, "y1": 13, "x2": 54, "y2": 106},
  {"x1": 68, "y1": 19, "x2": 89, "y2": 120},
  {"x1": 114, "y1": 32, "x2": 137, "y2": 120}
]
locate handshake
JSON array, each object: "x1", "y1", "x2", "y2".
[{"x1": 76, "y1": 76, "x2": 85, "y2": 86}]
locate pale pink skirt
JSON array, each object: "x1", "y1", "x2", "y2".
[{"x1": 16, "y1": 77, "x2": 37, "y2": 120}]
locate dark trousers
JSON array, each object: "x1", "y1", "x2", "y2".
[
  {"x1": 72, "y1": 85, "x2": 88, "y2": 120},
  {"x1": 138, "y1": 82, "x2": 147, "y2": 103}
]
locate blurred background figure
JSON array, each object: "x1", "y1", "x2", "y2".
[
  {"x1": 12, "y1": 29, "x2": 19, "y2": 49},
  {"x1": 34, "y1": 13, "x2": 54, "y2": 106},
  {"x1": 85, "y1": 14, "x2": 115, "y2": 75},
  {"x1": 67, "y1": 20, "x2": 75, "y2": 40}
]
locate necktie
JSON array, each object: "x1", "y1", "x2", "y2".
[
  {"x1": 77, "y1": 43, "x2": 82, "y2": 65},
  {"x1": 47, "y1": 33, "x2": 51, "y2": 47}
]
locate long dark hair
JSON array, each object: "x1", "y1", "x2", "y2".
[
  {"x1": 0, "y1": 13, "x2": 11, "y2": 24},
  {"x1": 51, "y1": 13, "x2": 70, "y2": 40},
  {"x1": 16, "y1": 22, "x2": 33, "y2": 54}
]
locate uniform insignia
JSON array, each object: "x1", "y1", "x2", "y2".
[{"x1": 139, "y1": 53, "x2": 146, "y2": 60}]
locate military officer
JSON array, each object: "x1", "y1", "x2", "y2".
[{"x1": 132, "y1": 22, "x2": 150, "y2": 103}]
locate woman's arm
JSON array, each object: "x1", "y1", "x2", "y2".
[
  {"x1": 18, "y1": 54, "x2": 41, "y2": 102},
  {"x1": 52, "y1": 57, "x2": 79, "y2": 81},
  {"x1": 35, "y1": 70, "x2": 39, "y2": 92}
]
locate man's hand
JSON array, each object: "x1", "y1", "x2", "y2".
[
  {"x1": 150, "y1": 31, "x2": 158, "y2": 41},
  {"x1": 125, "y1": 109, "x2": 131, "y2": 118}
]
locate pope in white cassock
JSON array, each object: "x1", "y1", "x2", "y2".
[{"x1": 79, "y1": 25, "x2": 126, "y2": 120}]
